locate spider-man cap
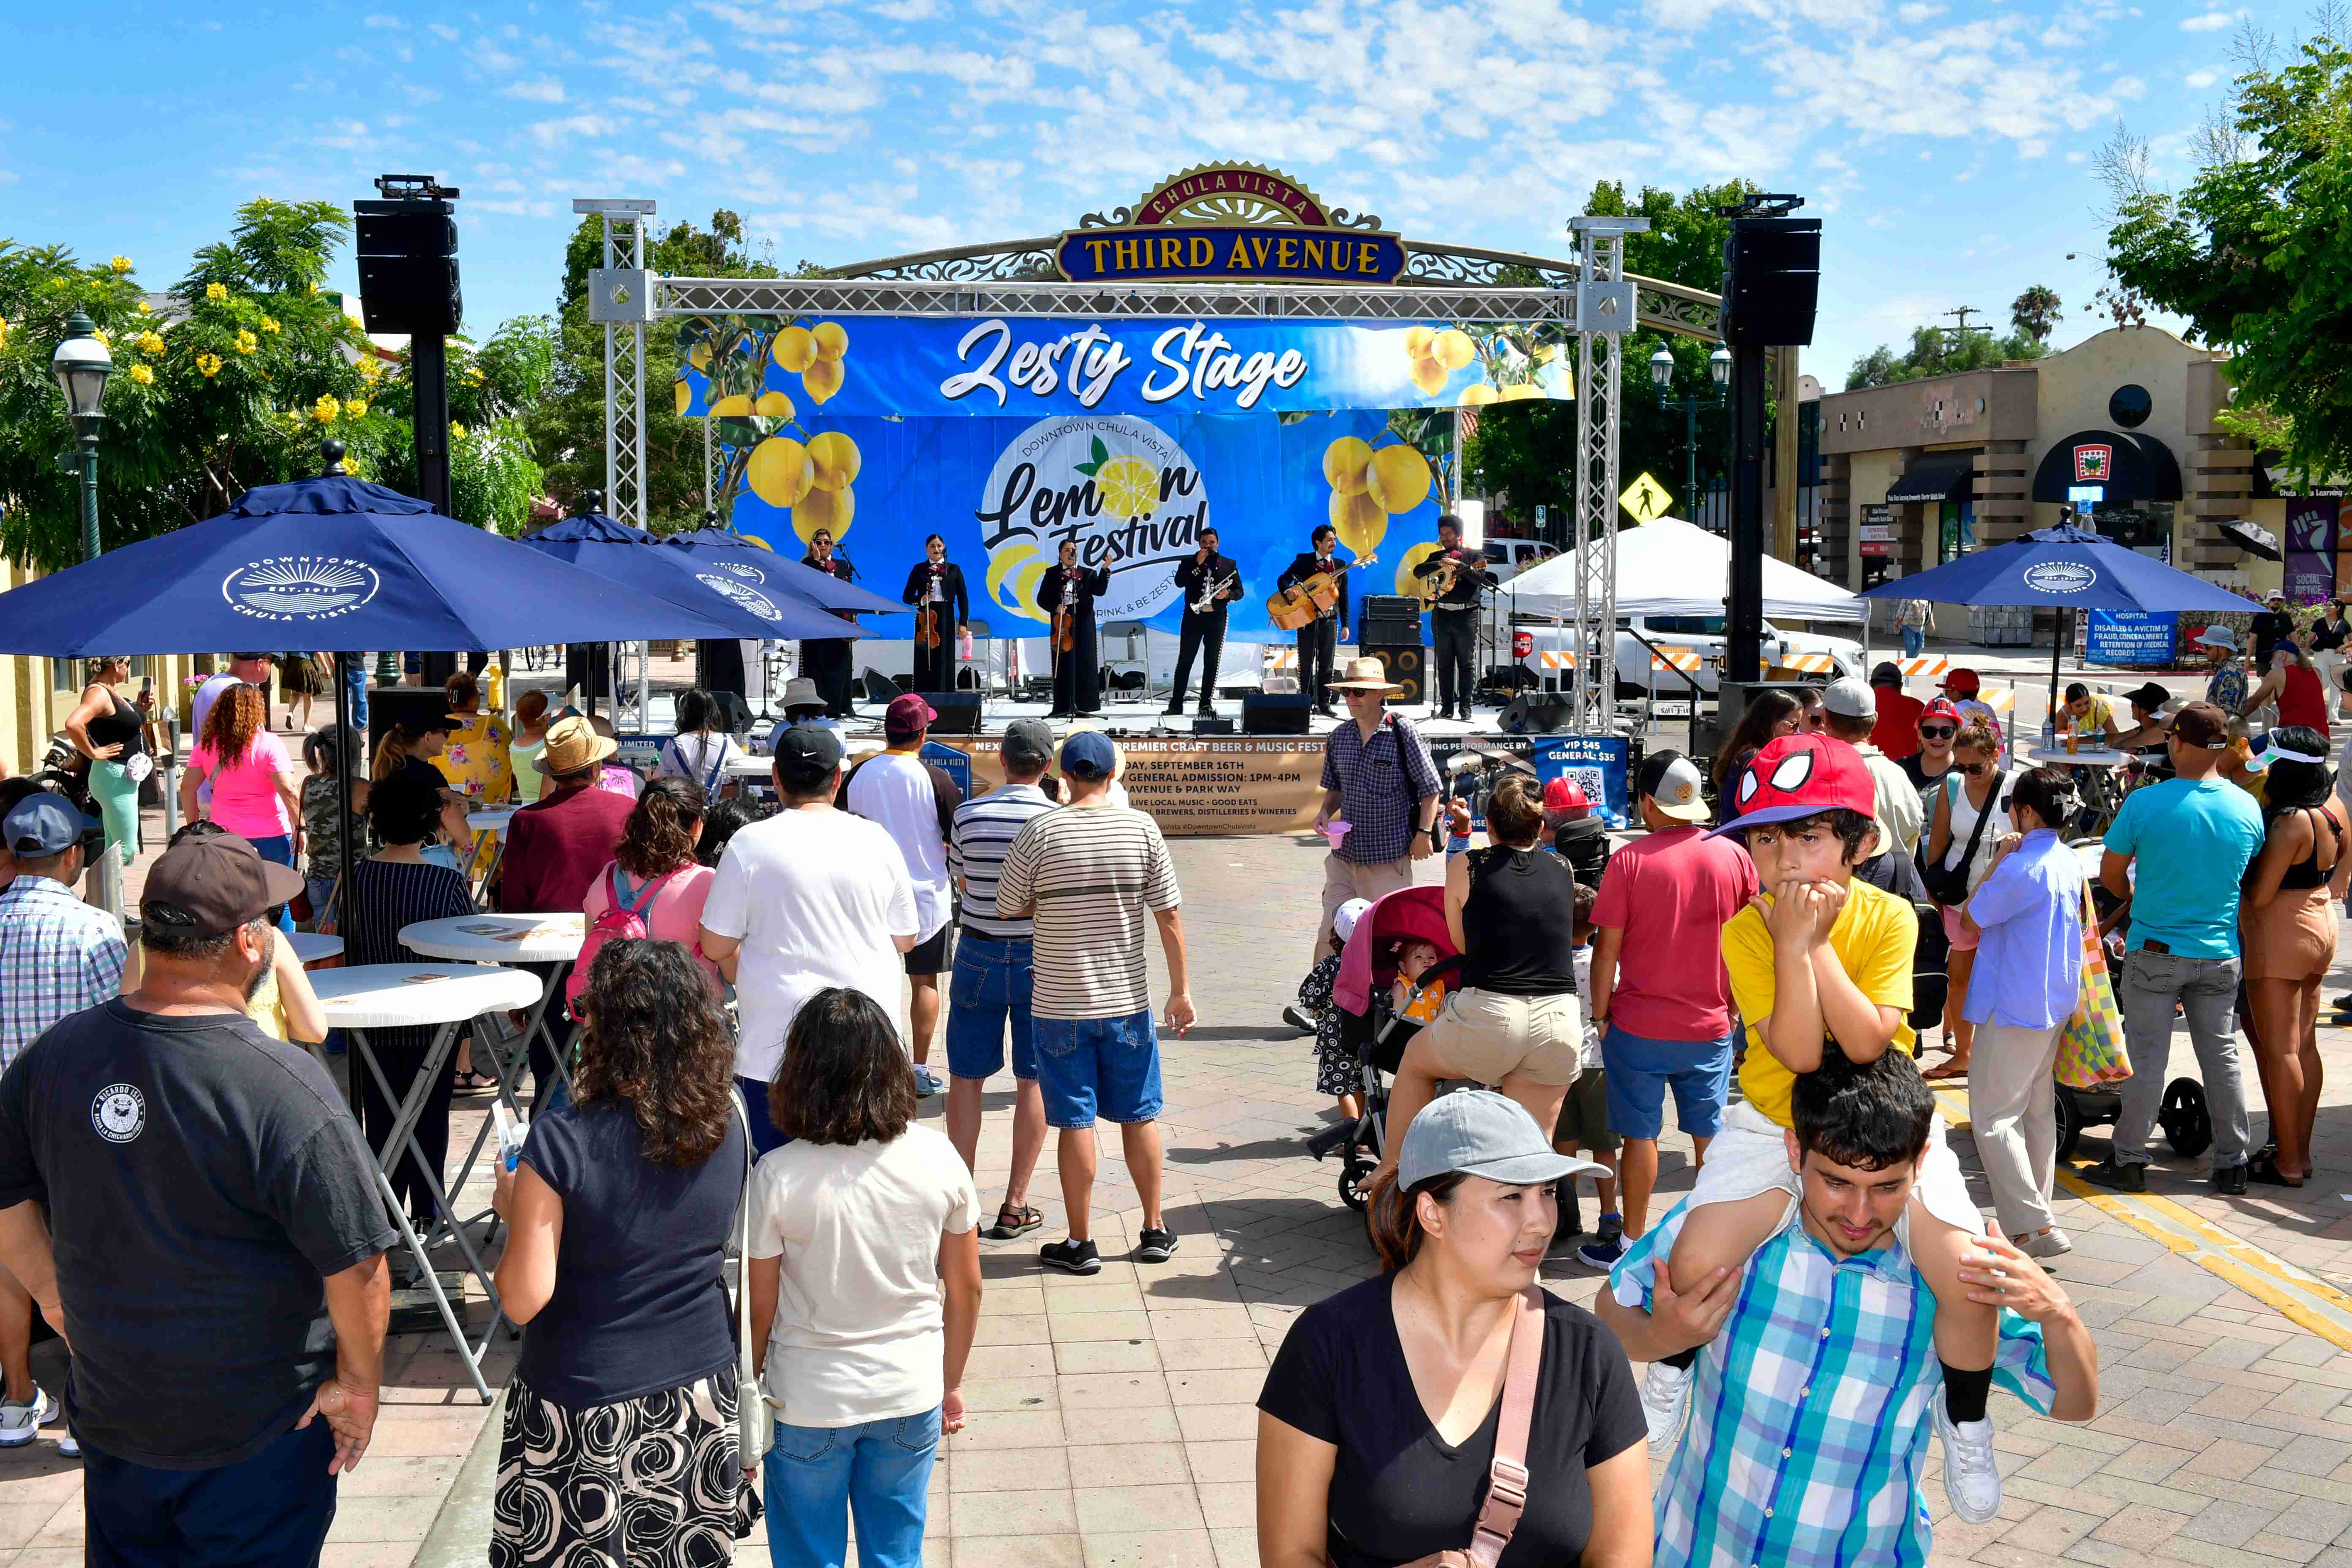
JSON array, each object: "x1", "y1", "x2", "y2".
[{"x1": 1709, "y1": 734, "x2": 1879, "y2": 838}]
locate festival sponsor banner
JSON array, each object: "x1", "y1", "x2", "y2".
[
  {"x1": 1527, "y1": 735, "x2": 1633, "y2": 828},
  {"x1": 2082, "y1": 610, "x2": 2178, "y2": 666},
  {"x1": 927, "y1": 735, "x2": 1324, "y2": 836}
]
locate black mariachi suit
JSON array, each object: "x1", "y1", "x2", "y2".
[
  {"x1": 1413, "y1": 549, "x2": 1498, "y2": 714},
  {"x1": 1169, "y1": 551, "x2": 1243, "y2": 713},
  {"x1": 1037, "y1": 564, "x2": 1112, "y2": 715},
  {"x1": 901, "y1": 560, "x2": 970, "y2": 692},
  {"x1": 1277, "y1": 551, "x2": 1352, "y2": 710},
  {"x1": 799, "y1": 552, "x2": 860, "y2": 717}
]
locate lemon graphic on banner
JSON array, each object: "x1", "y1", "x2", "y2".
[
  {"x1": 1323, "y1": 437, "x2": 1373, "y2": 496},
  {"x1": 986, "y1": 542, "x2": 1051, "y2": 624},
  {"x1": 807, "y1": 431, "x2": 861, "y2": 493},
  {"x1": 1396, "y1": 542, "x2": 1445, "y2": 598},
  {"x1": 1367, "y1": 446, "x2": 1432, "y2": 514},
  {"x1": 748, "y1": 437, "x2": 814, "y2": 508},
  {"x1": 1619, "y1": 472, "x2": 1674, "y2": 524},
  {"x1": 1095, "y1": 455, "x2": 1160, "y2": 520},
  {"x1": 1331, "y1": 490, "x2": 1384, "y2": 555},
  {"x1": 773, "y1": 327, "x2": 817, "y2": 373}
]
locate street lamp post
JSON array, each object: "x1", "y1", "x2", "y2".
[
  {"x1": 50, "y1": 311, "x2": 120, "y2": 917},
  {"x1": 1650, "y1": 343, "x2": 1731, "y2": 523}
]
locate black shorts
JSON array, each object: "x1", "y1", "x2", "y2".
[{"x1": 905, "y1": 923, "x2": 951, "y2": 977}]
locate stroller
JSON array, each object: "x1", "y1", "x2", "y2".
[{"x1": 1308, "y1": 885, "x2": 1467, "y2": 1211}]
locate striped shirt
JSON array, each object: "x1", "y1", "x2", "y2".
[
  {"x1": 948, "y1": 783, "x2": 1056, "y2": 942},
  {"x1": 0, "y1": 878, "x2": 127, "y2": 1070},
  {"x1": 996, "y1": 803, "x2": 1179, "y2": 1020},
  {"x1": 1614, "y1": 1198, "x2": 2053, "y2": 1568}
]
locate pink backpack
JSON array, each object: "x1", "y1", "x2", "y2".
[{"x1": 567, "y1": 864, "x2": 675, "y2": 1017}]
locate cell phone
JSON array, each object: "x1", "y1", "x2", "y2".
[
  {"x1": 140, "y1": 676, "x2": 153, "y2": 699},
  {"x1": 492, "y1": 1103, "x2": 528, "y2": 1171}
]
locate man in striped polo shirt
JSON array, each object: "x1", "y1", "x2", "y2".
[
  {"x1": 945, "y1": 720, "x2": 1059, "y2": 1241},
  {"x1": 998, "y1": 730, "x2": 1195, "y2": 1275}
]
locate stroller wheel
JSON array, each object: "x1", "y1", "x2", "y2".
[
  {"x1": 2053, "y1": 1083, "x2": 2083, "y2": 1163},
  {"x1": 2159, "y1": 1078, "x2": 2212, "y2": 1159},
  {"x1": 1339, "y1": 1156, "x2": 1377, "y2": 1212}
]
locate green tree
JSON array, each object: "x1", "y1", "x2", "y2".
[
  {"x1": 1844, "y1": 321, "x2": 2046, "y2": 389},
  {"x1": 2011, "y1": 285, "x2": 2064, "y2": 343}
]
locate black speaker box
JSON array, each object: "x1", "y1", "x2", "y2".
[
  {"x1": 1190, "y1": 717, "x2": 1235, "y2": 735},
  {"x1": 1241, "y1": 693, "x2": 1313, "y2": 735},
  {"x1": 915, "y1": 691, "x2": 981, "y2": 735},
  {"x1": 1361, "y1": 595, "x2": 1423, "y2": 643},
  {"x1": 1498, "y1": 693, "x2": 1573, "y2": 735},
  {"x1": 1361, "y1": 642, "x2": 1427, "y2": 707},
  {"x1": 1722, "y1": 217, "x2": 1821, "y2": 348},
  {"x1": 355, "y1": 201, "x2": 463, "y2": 337}
]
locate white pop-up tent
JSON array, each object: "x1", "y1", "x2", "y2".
[{"x1": 1505, "y1": 515, "x2": 1868, "y2": 623}]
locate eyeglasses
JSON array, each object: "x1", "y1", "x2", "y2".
[
  {"x1": 1920, "y1": 725, "x2": 1957, "y2": 739},
  {"x1": 1958, "y1": 760, "x2": 1990, "y2": 775}
]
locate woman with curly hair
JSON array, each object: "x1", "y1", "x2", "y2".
[
  {"x1": 178, "y1": 680, "x2": 302, "y2": 930},
  {"x1": 491, "y1": 937, "x2": 761, "y2": 1568},
  {"x1": 581, "y1": 776, "x2": 720, "y2": 990}
]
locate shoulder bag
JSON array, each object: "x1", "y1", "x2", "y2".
[
  {"x1": 1918, "y1": 772, "x2": 1998, "y2": 906},
  {"x1": 730, "y1": 1091, "x2": 773, "y2": 1472},
  {"x1": 2057, "y1": 882, "x2": 2131, "y2": 1088}
]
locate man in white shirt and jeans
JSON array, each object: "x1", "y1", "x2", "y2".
[
  {"x1": 700, "y1": 725, "x2": 920, "y2": 1152},
  {"x1": 845, "y1": 694, "x2": 965, "y2": 1096}
]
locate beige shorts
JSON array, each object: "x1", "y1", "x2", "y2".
[{"x1": 1419, "y1": 986, "x2": 1584, "y2": 1087}]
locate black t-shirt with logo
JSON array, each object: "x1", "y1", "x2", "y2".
[{"x1": 0, "y1": 1000, "x2": 397, "y2": 1469}]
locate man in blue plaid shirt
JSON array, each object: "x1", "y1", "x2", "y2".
[
  {"x1": 1599, "y1": 1051, "x2": 2099, "y2": 1568},
  {"x1": 1310, "y1": 656, "x2": 1440, "y2": 967}
]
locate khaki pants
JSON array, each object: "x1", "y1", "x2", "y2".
[
  {"x1": 1317, "y1": 852, "x2": 1414, "y2": 965},
  {"x1": 1969, "y1": 1021, "x2": 2066, "y2": 1236}
]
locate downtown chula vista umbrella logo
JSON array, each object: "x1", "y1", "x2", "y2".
[
  {"x1": 696, "y1": 572, "x2": 784, "y2": 623},
  {"x1": 2022, "y1": 561, "x2": 2098, "y2": 596},
  {"x1": 220, "y1": 557, "x2": 381, "y2": 620}
]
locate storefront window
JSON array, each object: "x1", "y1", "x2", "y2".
[
  {"x1": 1938, "y1": 500, "x2": 1976, "y2": 564},
  {"x1": 2095, "y1": 501, "x2": 2175, "y2": 564}
]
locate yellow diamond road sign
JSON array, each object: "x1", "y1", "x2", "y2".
[{"x1": 1620, "y1": 472, "x2": 1674, "y2": 523}]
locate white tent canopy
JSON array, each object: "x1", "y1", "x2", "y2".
[{"x1": 1504, "y1": 515, "x2": 1868, "y2": 623}]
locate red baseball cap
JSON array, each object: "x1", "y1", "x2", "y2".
[
  {"x1": 1710, "y1": 734, "x2": 1878, "y2": 837},
  {"x1": 884, "y1": 693, "x2": 937, "y2": 738},
  {"x1": 1543, "y1": 777, "x2": 1590, "y2": 812},
  {"x1": 1919, "y1": 697, "x2": 1963, "y2": 726},
  {"x1": 1941, "y1": 667, "x2": 1982, "y2": 696}
]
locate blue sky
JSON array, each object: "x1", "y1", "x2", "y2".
[{"x1": 1, "y1": 0, "x2": 2286, "y2": 386}]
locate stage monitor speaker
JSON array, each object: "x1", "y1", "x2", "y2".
[
  {"x1": 1361, "y1": 642, "x2": 1427, "y2": 707},
  {"x1": 1361, "y1": 595, "x2": 1423, "y2": 644},
  {"x1": 366, "y1": 686, "x2": 459, "y2": 764},
  {"x1": 1498, "y1": 693, "x2": 1573, "y2": 735},
  {"x1": 1721, "y1": 216, "x2": 1821, "y2": 348},
  {"x1": 860, "y1": 668, "x2": 904, "y2": 706},
  {"x1": 915, "y1": 691, "x2": 982, "y2": 735},
  {"x1": 1190, "y1": 717, "x2": 1235, "y2": 736},
  {"x1": 1241, "y1": 693, "x2": 1313, "y2": 735}
]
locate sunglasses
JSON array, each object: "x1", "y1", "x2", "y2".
[
  {"x1": 1959, "y1": 760, "x2": 1991, "y2": 775},
  {"x1": 1920, "y1": 725, "x2": 1957, "y2": 739}
]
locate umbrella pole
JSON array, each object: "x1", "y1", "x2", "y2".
[
  {"x1": 332, "y1": 652, "x2": 359, "y2": 1116},
  {"x1": 2050, "y1": 615, "x2": 2064, "y2": 744}
]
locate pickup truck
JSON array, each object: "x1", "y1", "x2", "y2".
[{"x1": 1510, "y1": 615, "x2": 1867, "y2": 697}]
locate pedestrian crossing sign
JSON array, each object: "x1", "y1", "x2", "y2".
[{"x1": 1619, "y1": 472, "x2": 1674, "y2": 524}]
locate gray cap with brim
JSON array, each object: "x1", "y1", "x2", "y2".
[{"x1": 1397, "y1": 1089, "x2": 1610, "y2": 1191}]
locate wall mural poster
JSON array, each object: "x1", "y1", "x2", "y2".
[{"x1": 2285, "y1": 496, "x2": 2338, "y2": 603}]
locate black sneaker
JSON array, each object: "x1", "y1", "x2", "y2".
[
  {"x1": 2082, "y1": 1157, "x2": 2146, "y2": 1193},
  {"x1": 1595, "y1": 1212, "x2": 1625, "y2": 1248},
  {"x1": 1162, "y1": 704, "x2": 1184, "y2": 717},
  {"x1": 1041, "y1": 1238, "x2": 1101, "y2": 1275},
  {"x1": 2213, "y1": 1163, "x2": 2249, "y2": 1195},
  {"x1": 1282, "y1": 1004, "x2": 1318, "y2": 1035},
  {"x1": 1135, "y1": 1228, "x2": 1178, "y2": 1264},
  {"x1": 1575, "y1": 1235, "x2": 1627, "y2": 1271}
]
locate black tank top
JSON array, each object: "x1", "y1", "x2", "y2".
[
  {"x1": 85, "y1": 689, "x2": 144, "y2": 758},
  {"x1": 1459, "y1": 844, "x2": 1580, "y2": 996},
  {"x1": 2277, "y1": 806, "x2": 2345, "y2": 890}
]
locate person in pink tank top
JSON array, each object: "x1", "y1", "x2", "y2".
[{"x1": 580, "y1": 777, "x2": 720, "y2": 990}]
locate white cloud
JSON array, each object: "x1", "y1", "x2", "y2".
[
  {"x1": 0, "y1": 169, "x2": 17, "y2": 185},
  {"x1": 429, "y1": 22, "x2": 459, "y2": 41},
  {"x1": 504, "y1": 78, "x2": 566, "y2": 103},
  {"x1": 2178, "y1": 9, "x2": 2234, "y2": 27},
  {"x1": 2185, "y1": 68, "x2": 2217, "y2": 85},
  {"x1": 363, "y1": 13, "x2": 403, "y2": 27}
]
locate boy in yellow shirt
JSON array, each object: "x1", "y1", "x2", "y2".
[{"x1": 1643, "y1": 733, "x2": 2005, "y2": 1524}]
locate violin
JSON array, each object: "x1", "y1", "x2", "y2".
[
  {"x1": 917, "y1": 604, "x2": 941, "y2": 650},
  {"x1": 1052, "y1": 571, "x2": 1080, "y2": 653}
]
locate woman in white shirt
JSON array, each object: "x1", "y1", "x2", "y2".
[
  {"x1": 746, "y1": 988, "x2": 983, "y2": 1568},
  {"x1": 659, "y1": 688, "x2": 742, "y2": 798}
]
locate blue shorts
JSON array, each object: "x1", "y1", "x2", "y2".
[
  {"x1": 1034, "y1": 1008, "x2": 1162, "y2": 1129},
  {"x1": 945, "y1": 934, "x2": 1037, "y2": 1082},
  {"x1": 1601, "y1": 1023, "x2": 1736, "y2": 1141}
]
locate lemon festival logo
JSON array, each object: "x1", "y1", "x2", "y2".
[
  {"x1": 220, "y1": 556, "x2": 381, "y2": 621},
  {"x1": 980, "y1": 417, "x2": 1206, "y2": 625},
  {"x1": 695, "y1": 572, "x2": 784, "y2": 623}
]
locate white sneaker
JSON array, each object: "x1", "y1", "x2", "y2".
[
  {"x1": 2017, "y1": 1228, "x2": 2073, "y2": 1260},
  {"x1": 1641, "y1": 1359, "x2": 1692, "y2": 1455},
  {"x1": 1933, "y1": 1403, "x2": 2003, "y2": 1523},
  {"x1": 56, "y1": 1432, "x2": 79, "y2": 1459},
  {"x1": 0, "y1": 1384, "x2": 57, "y2": 1448}
]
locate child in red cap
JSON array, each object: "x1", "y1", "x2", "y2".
[
  {"x1": 1941, "y1": 668, "x2": 2003, "y2": 742},
  {"x1": 1622, "y1": 733, "x2": 2006, "y2": 1524}
]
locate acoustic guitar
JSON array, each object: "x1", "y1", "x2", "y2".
[{"x1": 1268, "y1": 552, "x2": 1376, "y2": 633}]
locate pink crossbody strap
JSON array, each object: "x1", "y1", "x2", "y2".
[{"x1": 1465, "y1": 1288, "x2": 1547, "y2": 1567}]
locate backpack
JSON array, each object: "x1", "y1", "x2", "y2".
[{"x1": 566, "y1": 863, "x2": 676, "y2": 1017}]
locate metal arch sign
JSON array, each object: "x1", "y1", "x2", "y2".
[{"x1": 1052, "y1": 163, "x2": 1407, "y2": 286}]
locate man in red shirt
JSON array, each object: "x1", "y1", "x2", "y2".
[
  {"x1": 1868, "y1": 661, "x2": 1926, "y2": 760},
  {"x1": 1583, "y1": 750, "x2": 1760, "y2": 1261}
]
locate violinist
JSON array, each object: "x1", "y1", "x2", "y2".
[
  {"x1": 1412, "y1": 513, "x2": 1497, "y2": 721},
  {"x1": 1167, "y1": 526, "x2": 1242, "y2": 719},
  {"x1": 800, "y1": 527, "x2": 859, "y2": 719},
  {"x1": 1036, "y1": 538, "x2": 1111, "y2": 719},
  {"x1": 901, "y1": 534, "x2": 970, "y2": 693}
]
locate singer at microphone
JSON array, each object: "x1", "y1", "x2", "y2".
[{"x1": 798, "y1": 526, "x2": 860, "y2": 719}]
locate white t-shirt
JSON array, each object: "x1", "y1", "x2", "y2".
[
  {"x1": 746, "y1": 1124, "x2": 978, "y2": 1429},
  {"x1": 659, "y1": 732, "x2": 740, "y2": 792},
  {"x1": 844, "y1": 751, "x2": 952, "y2": 942},
  {"x1": 700, "y1": 808, "x2": 918, "y2": 1082}
]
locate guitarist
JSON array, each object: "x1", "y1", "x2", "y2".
[
  {"x1": 901, "y1": 533, "x2": 970, "y2": 693},
  {"x1": 1035, "y1": 538, "x2": 1111, "y2": 719},
  {"x1": 1167, "y1": 526, "x2": 1242, "y2": 719},
  {"x1": 1412, "y1": 513, "x2": 1498, "y2": 720},
  {"x1": 1277, "y1": 524, "x2": 1354, "y2": 717},
  {"x1": 800, "y1": 527, "x2": 860, "y2": 719}
]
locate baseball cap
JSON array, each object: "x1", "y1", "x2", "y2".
[
  {"x1": 1822, "y1": 675, "x2": 1876, "y2": 720},
  {"x1": 2170, "y1": 700, "x2": 2230, "y2": 750},
  {"x1": 2, "y1": 793, "x2": 99, "y2": 858},
  {"x1": 884, "y1": 692, "x2": 936, "y2": 738},
  {"x1": 1919, "y1": 697, "x2": 1963, "y2": 727},
  {"x1": 1636, "y1": 750, "x2": 1710, "y2": 822},
  {"x1": 1060, "y1": 730, "x2": 1118, "y2": 780},
  {"x1": 1868, "y1": 660, "x2": 1903, "y2": 687},
  {"x1": 1710, "y1": 733, "x2": 1878, "y2": 837},
  {"x1": 1542, "y1": 776, "x2": 1590, "y2": 812},
  {"x1": 142, "y1": 833, "x2": 304, "y2": 939},
  {"x1": 1331, "y1": 897, "x2": 1372, "y2": 944},
  {"x1": 1397, "y1": 1089, "x2": 1607, "y2": 1192},
  {"x1": 1001, "y1": 719, "x2": 1055, "y2": 769},
  {"x1": 1942, "y1": 667, "x2": 1982, "y2": 696},
  {"x1": 772, "y1": 724, "x2": 845, "y2": 780}
]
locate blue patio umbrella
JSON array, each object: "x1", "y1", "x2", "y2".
[
  {"x1": 659, "y1": 527, "x2": 903, "y2": 618},
  {"x1": 517, "y1": 513, "x2": 870, "y2": 643},
  {"x1": 1859, "y1": 524, "x2": 2262, "y2": 728}
]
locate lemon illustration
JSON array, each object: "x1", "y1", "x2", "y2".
[
  {"x1": 812, "y1": 321, "x2": 849, "y2": 360},
  {"x1": 798, "y1": 484, "x2": 854, "y2": 536},
  {"x1": 1434, "y1": 329, "x2": 1476, "y2": 370},
  {"x1": 1402, "y1": 326, "x2": 1436, "y2": 360},
  {"x1": 673, "y1": 378, "x2": 694, "y2": 416},
  {"x1": 1458, "y1": 383, "x2": 1500, "y2": 407},
  {"x1": 1396, "y1": 542, "x2": 1446, "y2": 597},
  {"x1": 773, "y1": 327, "x2": 818, "y2": 373},
  {"x1": 1366, "y1": 446, "x2": 1433, "y2": 514},
  {"x1": 1009, "y1": 558, "x2": 1051, "y2": 622},
  {"x1": 1095, "y1": 455, "x2": 1160, "y2": 520},
  {"x1": 986, "y1": 541, "x2": 1040, "y2": 607},
  {"x1": 1409, "y1": 356, "x2": 1449, "y2": 397},
  {"x1": 689, "y1": 342, "x2": 713, "y2": 372},
  {"x1": 755, "y1": 389, "x2": 796, "y2": 420},
  {"x1": 807, "y1": 431, "x2": 861, "y2": 493},
  {"x1": 711, "y1": 392, "x2": 754, "y2": 417},
  {"x1": 747, "y1": 436, "x2": 814, "y2": 508},
  {"x1": 1330, "y1": 489, "x2": 1385, "y2": 555},
  {"x1": 1322, "y1": 436, "x2": 1372, "y2": 496},
  {"x1": 803, "y1": 357, "x2": 845, "y2": 404}
]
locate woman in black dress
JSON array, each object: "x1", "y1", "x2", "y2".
[
  {"x1": 1034, "y1": 539, "x2": 1111, "y2": 717},
  {"x1": 901, "y1": 534, "x2": 970, "y2": 693}
]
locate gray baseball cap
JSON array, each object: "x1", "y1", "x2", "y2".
[
  {"x1": 1002, "y1": 718, "x2": 1055, "y2": 768},
  {"x1": 1397, "y1": 1090, "x2": 1609, "y2": 1191}
]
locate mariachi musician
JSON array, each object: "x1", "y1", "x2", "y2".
[
  {"x1": 1277, "y1": 523, "x2": 1354, "y2": 716},
  {"x1": 1036, "y1": 539, "x2": 1111, "y2": 719},
  {"x1": 1166, "y1": 525, "x2": 1242, "y2": 718},
  {"x1": 1412, "y1": 513, "x2": 1498, "y2": 721},
  {"x1": 901, "y1": 534, "x2": 970, "y2": 693},
  {"x1": 799, "y1": 526, "x2": 860, "y2": 719}
]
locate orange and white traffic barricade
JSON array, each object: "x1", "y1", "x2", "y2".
[
  {"x1": 1898, "y1": 655, "x2": 1949, "y2": 683},
  {"x1": 1650, "y1": 646, "x2": 1702, "y2": 674},
  {"x1": 1535, "y1": 650, "x2": 1579, "y2": 671},
  {"x1": 1777, "y1": 652, "x2": 1839, "y2": 675}
]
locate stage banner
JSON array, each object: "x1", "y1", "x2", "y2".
[
  {"x1": 681, "y1": 317, "x2": 1570, "y2": 422},
  {"x1": 1526, "y1": 735, "x2": 1633, "y2": 829},
  {"x1": 925, "y1": 735, "x2": 1323, "y2": 836},
  {"x1": 716, "y1": 409, "x2": 1451, "y2": 639},
  {"x1": 2083, "y1": 610, "x2": 2177, "y2": 666}
]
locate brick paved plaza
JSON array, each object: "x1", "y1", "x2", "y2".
[{"x1": 7, "y1": 828, "x2": 2352, "y2": 1565}]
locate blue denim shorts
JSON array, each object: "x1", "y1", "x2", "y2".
[
  {"x1": 1033, "y1": 1008, "x2": 1162, "y2": 1129},
  {"x1": 945, "y1": 934, "x2": 1037, "y2": 1082},
  {"x1": 1600, "y1": 1023, "x2": 1736, "y2": 1141}
]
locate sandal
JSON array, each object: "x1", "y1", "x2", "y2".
[
  {"x1": 451, "y1": 1069, "x2": 497, "y2": 1095},
  {"x1": 1921, "y1": 1059, "x2": 1971, "y2": 1081},
  {"x1": 2248, "y1": 1152, "x2": 2307, "y2": 1188},
  {"x1": 980, "y1": 1204, "x2": 1042, "y2": 1241}
]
